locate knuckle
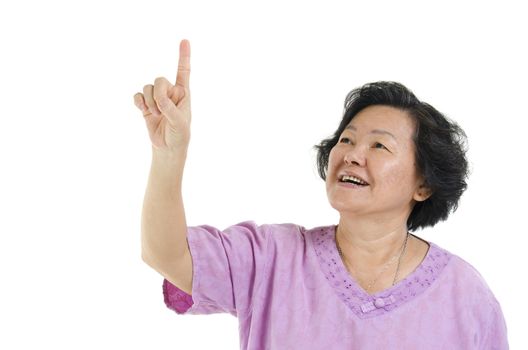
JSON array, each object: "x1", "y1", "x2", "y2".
[
  {"x1": 154, "y1": 76, "x2": 168, "y2": 85},
  {"x1": 178, "y1": 65, "x2": 190, "y2": 72},
  {"x1": 143, "y1": 84, "x2": 153, "y2": 94},
  {"x1": 153, "y1": 78, "x2": 168, "y2": 98}
]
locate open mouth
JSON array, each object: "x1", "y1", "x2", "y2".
[{"x1": 338, "y1": 175, "x2": 369, "y2": 186}]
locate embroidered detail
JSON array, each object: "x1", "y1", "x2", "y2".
[{"x1": 310, "y1": 225, "x2": 452, "y2": 319}]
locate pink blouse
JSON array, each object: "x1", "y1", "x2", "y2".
[{"x1": 162, "y1": 221, "x2": 508, "y2": 349}]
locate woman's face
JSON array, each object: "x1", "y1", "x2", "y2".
[{"x1": 326, "y1": 105, "x2": 429, "y2": 219}]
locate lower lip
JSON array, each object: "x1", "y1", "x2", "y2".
[{"x1": 337, "y1": 181, "x2": 369, "y2": 189}]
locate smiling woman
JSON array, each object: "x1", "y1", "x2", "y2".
[
  {"x1": 316, "y1": 83, "x2": 468, "y2": 298},
  {"x1": 137, "y1": 40, "x2": 508, "y2": 349},
  {"x1": 317, "y1": 81, "x2": 469, "y2": 232}
]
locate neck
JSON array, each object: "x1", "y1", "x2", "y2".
[{"x1": 336, "y1": 215, "x2": 410, "y2": 269}]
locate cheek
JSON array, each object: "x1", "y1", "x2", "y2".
[
  {"x1": 327, "y1": 148, "x2": 340, "y2": 171},
  {"x1": 377, "y1": 160, "x2": 416, "y2": 188}
]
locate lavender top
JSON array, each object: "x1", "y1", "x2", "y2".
[{"x1": 162, "y1": 221, "x2": 508, "y2": 349}]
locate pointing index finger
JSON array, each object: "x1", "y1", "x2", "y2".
[{"x1": 175, "y1": 39, "x2": 191, "y2": 89}]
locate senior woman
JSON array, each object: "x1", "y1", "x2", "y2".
[{"x1": 136, "y1": 40, "x2": 508, "y2": 349}]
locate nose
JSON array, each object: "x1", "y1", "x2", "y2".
[{"x1": 343, "y1": 147, "x2": 366, "y2": 167}]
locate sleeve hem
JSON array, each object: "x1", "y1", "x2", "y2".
[
  {"x1": 162, "y1": 225, "x2": 204, "y2": 315},
  {"x1": 162, "y1": 278, "x2": 194, "y2": 314}
]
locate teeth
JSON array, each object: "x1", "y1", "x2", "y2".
[{"x1": 341, "y1": 175, "x2": 368, "y2": 185}]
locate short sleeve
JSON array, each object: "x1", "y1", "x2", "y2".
[{"x1": 162, "y1": 220, "x2": 270, "y2": 317}]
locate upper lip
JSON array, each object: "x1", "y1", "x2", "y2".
[{"x1": 337, "y1": 170, "x2": 370, "y2": 185}]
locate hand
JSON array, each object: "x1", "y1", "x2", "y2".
[{"x1": 133, "y1": 39, "x2": 192, "y2": 151}]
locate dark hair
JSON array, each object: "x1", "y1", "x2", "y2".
[{"x1": 314, "y1": 81, "x2": 469, "y2": 232}]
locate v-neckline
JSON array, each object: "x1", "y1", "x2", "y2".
[
  {"x1": 310, "y1": 224, "x2": 452, "y2": 319},
  {"x1": 337, "y1": 225, "x2": 429, "y2": 296}
]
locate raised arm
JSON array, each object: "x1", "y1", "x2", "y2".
[{"x1": 134, "y1": 39, "x2": 193, "y2": 294}]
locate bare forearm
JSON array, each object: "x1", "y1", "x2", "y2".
[{"x1": 141, "y1": 146, "x2": 189, "y2": 266}]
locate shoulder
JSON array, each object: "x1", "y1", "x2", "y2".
[
  {"x1": 436, "y1": 243, "x2": 490, "y2": 285},
  {"x1": 429, "y1": 241, "x2": 509, "y2": 346},
  {"x1": 259, "y1": 222, "x2": 308, "y2": 247},
  {"x1": 261, "y1": 222, "x2": 334, "y2": 240},
  {"x1": 429, "y1": 241, "x2": 502, "y2": 309},
  {"x1": 214, "y1": 220, "x2": 308, "y2": 249},
  {"x1": 199, "y1": 220, "x2": 331, "y2": 250},
  {"x1": 200, "y1": 220, "x2": 303, "y2": 239},
  {"x1": 255, "y1": 222, "x2": 335, "y2": 253}
]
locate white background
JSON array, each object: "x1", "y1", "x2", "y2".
[{"x1": 1, "y1": 0, "x2": 525, "y2": 348}]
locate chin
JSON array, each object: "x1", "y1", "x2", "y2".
[
  {"x1": 327, "y1": 195, "x2": 366, "y2": 214},
  {"x1": 333, "y1": 205, "x2": 366, "y2": 216}
]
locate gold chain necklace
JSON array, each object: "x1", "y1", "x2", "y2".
[{"x1": 336, "y1": 227, "x2": 410, "y2": 294}]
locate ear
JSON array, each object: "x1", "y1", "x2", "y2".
[{"x1": 413, "y1": 183, "x2": 433, "y2": 202}]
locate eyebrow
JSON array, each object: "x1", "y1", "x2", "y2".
[{"x1": 345, "y1": 125, "x2": 398, "y2": 141}]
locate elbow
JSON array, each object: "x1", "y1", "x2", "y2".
[
  {"x1": 142, "y1": 250, "x2": 170, "y2": 270},
  {"x1": 141, "y1": 251, "x2": 158, "y2": 267},
  {"x1": 141, "y1": 243, "x2": 159, "y2": 265}
]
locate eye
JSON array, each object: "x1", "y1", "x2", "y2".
[
  {"x1": 339, "y1": 137, "x2": 353, "y2": 144},
  {"x1": 373, "y1": 142, "x2": 388, "y2": 150}
]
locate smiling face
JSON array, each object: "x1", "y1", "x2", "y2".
[{"x1": 326, "y1": 105, "x2": 431, "y2": 220}]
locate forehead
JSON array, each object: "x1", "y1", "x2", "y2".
[{"x1": 345, "y1": 105, "x2": 415, "y2": 140}]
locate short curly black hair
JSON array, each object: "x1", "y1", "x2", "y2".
[{"x1": 314, "y1": 81, "x2": 469, "y2": 232}]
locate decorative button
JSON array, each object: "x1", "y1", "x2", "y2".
[
  {"x1": 374, "y1": 298, "x2": 385, "y2": 308},
  {"x1": 360, "y1": 295, "x2": 397, "y2": 313}
]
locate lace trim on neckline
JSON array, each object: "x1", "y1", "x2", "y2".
[{"x1": 310, "y1": 225, "x2": 452, "y2": 319}]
